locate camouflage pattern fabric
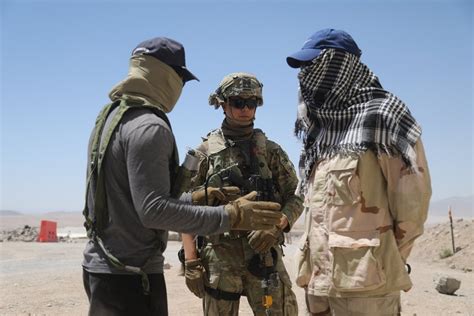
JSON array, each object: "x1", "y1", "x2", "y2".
[
  {"x1": 304, "y1": 140, "x2": 431, "y2": 301},
  {"x1": 192, "y1": 129, "x2": 303, "y2": 228},
  {"x1": 191, "y1": 129, "x2": 303, "y2": 315},
  {"x1": 208, "y1": 72, "x2": 263, "y2": 108},
  {"x1": 202, "y1": 240, "x2": 297, "y2": 316},
  {"x1": 329, "y1": 294, "x2": 401, "y2": 316},
  {"x1": 306, "y1": 292, "x2": 401, "y2": 316}
]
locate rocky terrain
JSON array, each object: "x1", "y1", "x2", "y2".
[
  {"x1": 411, "y1": 218, "x2": 473, "y2": 272},
  {"x1": 0, "y1": 212, "x2": 472, "y2": 315}
]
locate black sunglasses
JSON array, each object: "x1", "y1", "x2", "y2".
[{"x1": 228, "y1": 98, "x2": 258, "y2": 110}]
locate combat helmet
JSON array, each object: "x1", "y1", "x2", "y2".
[{"x1": 209, "y1": 72, "x2": 263, "y2": 109}]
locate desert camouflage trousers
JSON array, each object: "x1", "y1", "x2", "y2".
[
  {"x1": 201, "y1": 236, "x2": 298, "y2": 316},
  {"x1": 305, "y1": 291, "x2": 401, "y2": 316}
]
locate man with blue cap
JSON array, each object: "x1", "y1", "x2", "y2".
[
  {"x1": 82, "y1": 37, "x2": 282, "y2": 315},
  {"x1": 287, "y1": 29, "x2": 432, "y2": 315}
]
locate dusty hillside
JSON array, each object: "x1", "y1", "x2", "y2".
[
  {"x1": 0, "y1": 215, "x2": 473, "y2": 315},
  {"x1": 0, "y1": 212, "x2": 84, "y2": 231},
  {"x1": 411, "y1": 218, "x2": 473, "y2": 272}
]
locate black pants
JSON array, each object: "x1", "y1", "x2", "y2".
[{"x1": 83, "y1": 269, "x2": 168, "y2": 316}]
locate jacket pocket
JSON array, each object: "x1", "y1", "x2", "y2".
[
  {"x1": 326, "y1": 157, "x2": 360, "y2": 206},
  {"x1": 329, "y1": 230, "x2": 386, "y2": 292},
  {"x1": 294, "y1": 232, "x2": 312, "y2": 288},
  {"x1": 206, "y1": 262, "x2": 221, "y2": 289},
  {"x1": 201, "y1": 246, "x2": 221, "y2": 290},
  {"x1": 202, "y1": 244, "x2": 243, "y2": 293}
]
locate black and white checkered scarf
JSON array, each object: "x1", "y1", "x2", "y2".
[{"x1": 295, "y1": 49, "x2": 422, "y2": 195}]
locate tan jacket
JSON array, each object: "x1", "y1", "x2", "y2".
[{"x1": 305, "y1": 140, "x2": 431, "y2": 297}]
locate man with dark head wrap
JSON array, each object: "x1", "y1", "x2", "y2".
[
  {"x1": 82, "y1": 38, "x2": 282, "y2": 316},
  {"x1": 181, "y1": 73, "x2": 303, "y2": 315},
  {"x1": 287, "y1": 29, "x2": 432, "y2": 315}
]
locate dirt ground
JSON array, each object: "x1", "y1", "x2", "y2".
[
  {"x1": 0, "y1": 239, "x2": 472, "y2": 316},
  {"x1": 0, "y1": 214, "x2": 473, "y2": 315}
]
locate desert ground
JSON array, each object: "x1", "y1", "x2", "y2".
[{"x1": 0, "y1": 213, "x2": 472, "y2": 316}]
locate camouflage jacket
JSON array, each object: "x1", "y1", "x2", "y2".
[
  {"x1": 191, "y1": 128, "x2": 303, "y2": 231},
  {"x1": 305, "y1": 140, "x2": 431, "y2": 297}
]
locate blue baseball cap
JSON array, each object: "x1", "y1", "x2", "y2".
[
  {"x1": 286, "y1": 28, "x2": 362, "y2": 68},
  {"x1": 132, "y1": 37, "x2": 199, "y2": 82}
]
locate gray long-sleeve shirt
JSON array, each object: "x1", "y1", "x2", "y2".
[{"x1": 83, "y1": 108, "x2": 230, "y2": 274}]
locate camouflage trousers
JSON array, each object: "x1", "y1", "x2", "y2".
[
  {"x1": 201, "y1": 236, "x2": 298, "y2": 316},
  {"x1": 305, "y1": 291, "x2": 401, "y2": 316}
]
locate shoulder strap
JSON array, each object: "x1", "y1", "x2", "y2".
[
  {"x1": 83, "y1": 99, "x2": 176, "y2": 295},
  {"x1": 83, "y1": 100, "x2": 121, "y2": 237},
  {"x1": 206, "y1": 129, "x2": 228, "y2": 155},
  {"x1": 85, "y1": 100, "x2": 138, "y2": 235},
  {"x1": 84, "y1": 100, "x2": 176, "y2": 235},
  {"x1": 251, "y1": 130, "x2": 272, "y2": 179}
]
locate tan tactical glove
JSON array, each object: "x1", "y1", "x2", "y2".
[
  {"x1": 225, "y1": 191, "x2": 282, "y2": 231},
  {"x1": 248, "y1": 226, "x2": 282, "y2": 253},
  {"x1": 192, "y1": 186, "x2": 241, "y2": 206},
  {"x1": 184, "y1": 258, "x2": 206, "y2": 298}
]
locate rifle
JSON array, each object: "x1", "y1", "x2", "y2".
[
  {"x1": 247, "y1": 248, "x2": 279, "y2": 315},
  {"x1": 205, "y1": 165, "x2": 274, "y2": 202},
  {"x1": 209, "y1": 167, "x2": 279, "y2": 315},
  {"x1": 261, "y1": 252, "x2": 278, "y2": 315}
]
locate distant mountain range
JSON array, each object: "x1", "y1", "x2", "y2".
[
  {"x1": 428, "y1": 195, "x2": 473, "y2": 219},
  {"x1": 1, "y1": 195, "x2": 472, "y2": 222},
  {"x1": 0, "y1": 210, "x2": 81, "y2": 216},
  {"x1": 0, "y1": 210, "x2": 23, "y2": 216}
]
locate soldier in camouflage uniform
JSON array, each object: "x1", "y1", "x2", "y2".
[{"x1": 182, "y1": 73, "x2": 303, "y2": 315}]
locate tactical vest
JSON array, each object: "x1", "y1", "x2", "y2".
[
  {"x1": 203, "y1": 128, "x2": 281, "y2": 204},
  {"x1": 82, "y1": 98, "x2": 179, "y2": 294},
  {"x1": 201, "y1": 129, "x2": 284, "y2": 298}
]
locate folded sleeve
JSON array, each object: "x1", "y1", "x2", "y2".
[{"x1": 378, "y1": 140, "x2": 432, "y2": 260}]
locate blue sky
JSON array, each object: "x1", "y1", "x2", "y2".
[{"x1": 1, "y1": 0, "x2": 472, "y2": 213}]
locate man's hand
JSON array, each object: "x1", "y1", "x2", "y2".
[
  {"x1": 248, "y1": 226, "x2": 282, "y2": 253},
  {"x1": 192, "y1": 186, "x2": 240, "y2": 206},
  {"x1": 225, "y1": 191, "x2": 282, "y2": 230},
  {"x1": 184, "y1": 258, "x2": 206, "y2": 298}
]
